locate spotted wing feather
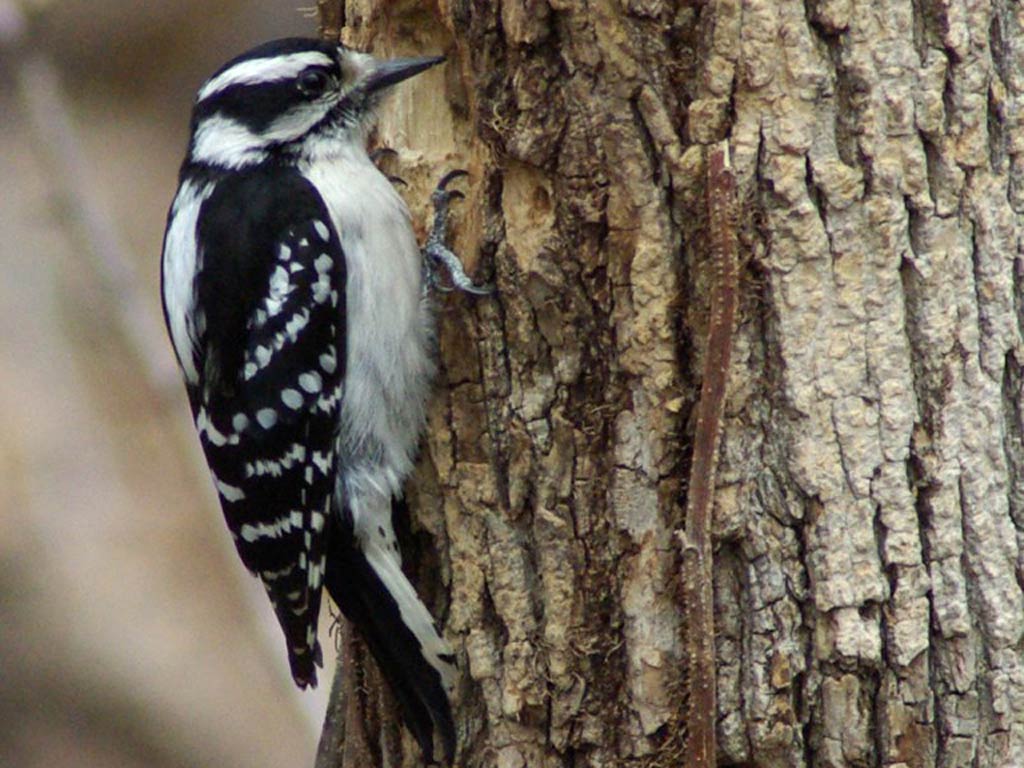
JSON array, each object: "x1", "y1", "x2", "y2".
[{"x1": 187, "y1": 169, "x2": 345, "y2": 688}]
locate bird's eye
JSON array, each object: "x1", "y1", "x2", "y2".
[{"x1": 297, "y1": 70, "x2": 330, "y2": 97}]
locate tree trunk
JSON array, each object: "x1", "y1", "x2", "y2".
[{"x1": 315, "y1": 1, "x2": 1024, "y2": 767}]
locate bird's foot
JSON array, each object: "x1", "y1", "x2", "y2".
[{"x1": 423, "y1": 170, "x2": 492, "y2": 295}]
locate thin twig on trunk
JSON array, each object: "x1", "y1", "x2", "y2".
[{"x1": 680, "y1": 142, "x2": 738, "y2": 768}]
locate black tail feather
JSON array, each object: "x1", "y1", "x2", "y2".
[{"x1": 324, "y1": 535, "x2": 455, "y2": 763}]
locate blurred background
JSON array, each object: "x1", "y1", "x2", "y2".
[{"x1": 0, "y1": 2, "x2": 339, "y2": 766}]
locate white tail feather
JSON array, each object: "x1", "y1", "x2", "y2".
[{"x1": 361, "y1": 539, "x2": 456, "y2": 692}]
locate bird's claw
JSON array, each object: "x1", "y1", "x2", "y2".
[
  {"x1": 370, "y1": 147, "x2": 408, "y2": 187},
  {"x1": 423, "y1": 170, "x2": 493, "y2": 296},
  {"x1": 437, "y1": 168, "x2": 469, "y2": 189},
  {"x1": 431, "y1": 171, "x2": 468, "y2": 209}
]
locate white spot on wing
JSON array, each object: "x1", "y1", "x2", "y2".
[
  {"x1": 308, "y1": 555, "x2": 325, "y2": 589},
  {"x1": 256, "y1": 408, "x2": 278, "y2": 428},
  {"x1": 312, "y1": 451, "x2": 332, "y2": 475},
  {"x1": 215, "y1": 478, "x2": 246, "y2": 502},
  {"x1": 316, "y1": 384, "x2": 342, "y2": 412},
  {"x1": 260, "y1": 563, "x2": 296, "y2": 581},
  {"x1": 196, "y1": 408, "x2": 238, "y2": 447},
  {"x1": 284, "y1": 310, "x2": 309, "y2": 340},
  {"x1": 299, "y1": 371, "x2": 322, "y2": 393},
  {"x1": 314, "y1": 254, "x2": 333, "y2": 274},
  {"x1": 240, "y1": 512, "x2": 300, "y2": 542},
  {"x1": 282, "y1": 389, "x2": 303, "y2": 409},
  {"x1": 269, "y1": 265, "x2": 290, "y2": 299},
  {"x1": 313, "y1": 220, "x2": 330, "y2": 241},
  {"x1": 245, "y1": 444, "x2": 306, "y2": 477}
]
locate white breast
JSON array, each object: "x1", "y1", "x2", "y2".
[{"x1": 301, "y1": 148, "x2": 435, "y2": 504}]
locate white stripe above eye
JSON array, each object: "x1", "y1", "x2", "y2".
[{"x1": 197, "y1": 52, "x2": 335, "y2": 101}]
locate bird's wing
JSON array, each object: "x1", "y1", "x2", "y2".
[{"x1": 190, "y1": 169, "x2": 345, "y2": 688}]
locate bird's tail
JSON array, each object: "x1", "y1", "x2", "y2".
[{"x1": 324, "y1": 525, "x2": 456, "y2": 763}]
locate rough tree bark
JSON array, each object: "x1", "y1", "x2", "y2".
[{"x1": 315, "y1": 1, "x2": 1024, "y2": 767}]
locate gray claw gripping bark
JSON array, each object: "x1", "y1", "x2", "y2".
[{"x1": 423, "y1": 170, "x2": 493, "y2": 295}]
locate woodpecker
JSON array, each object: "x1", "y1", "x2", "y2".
[{"x1": 161, "y1": 37, "x2": 486, "y2": 763}]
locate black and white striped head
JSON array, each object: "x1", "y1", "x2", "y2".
[{"x1": 186, "y1": 38, "x2": 443, "y2": 170}]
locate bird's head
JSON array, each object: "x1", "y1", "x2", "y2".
[{"x1": 186, "y1": 37, "x2": 443, "y2": 170}]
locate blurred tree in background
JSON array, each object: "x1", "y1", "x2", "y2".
[{"x1": 0, "y1": 3, "x2": 328, "y2": 767}]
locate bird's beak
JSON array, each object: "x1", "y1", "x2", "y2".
[{"x1": 364, "y1": 55, "x2": 445, "y2": 94}]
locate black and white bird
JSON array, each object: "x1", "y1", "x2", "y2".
[{"x1": 161, "y1": 37, "x2": 485, "y2": 763}]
